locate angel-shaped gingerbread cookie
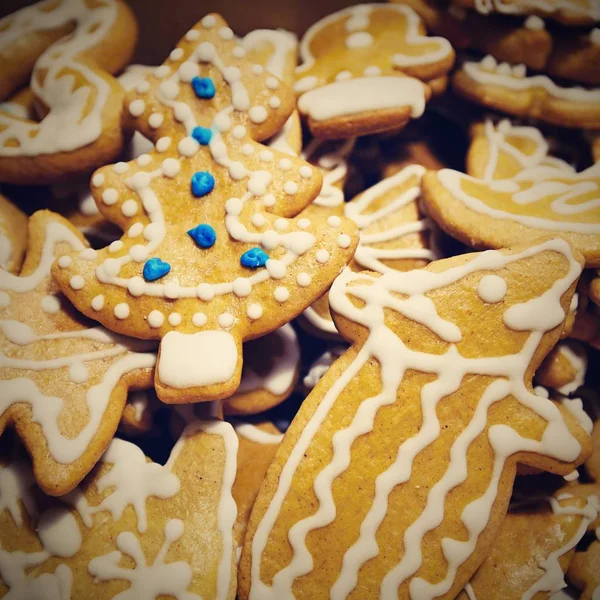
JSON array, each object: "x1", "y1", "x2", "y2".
[
  {"x1": 293, "y1": 4, "x2": 455, "y2": 138},
  {"x1": 239, "y1": 237, "x2": 591, "y2": 600},
  {"x1": 53, "y1": 14, "x2": 358, "y2": 404},
  {"x1": 0, "y1": 211, "x2": 156, "y2": 496}
]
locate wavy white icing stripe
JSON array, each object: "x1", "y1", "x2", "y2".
[
  {"x1": 249, "y1": 237, "x2": 582, "y2": 600},
  {"x1": 234, "y1": 422, "x2": 284, "y2": 444}
]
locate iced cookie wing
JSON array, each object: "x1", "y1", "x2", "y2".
[
  {"x1": 239, "y1": 237, "x2": 591, "y2": 600},
  {"x1": 52, "y1": 13, "x2": 359, "y2": 404},
  {"x1": 0, "y1": 211, "x2": 155, "y2": 496}
]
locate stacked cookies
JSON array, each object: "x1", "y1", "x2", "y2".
[{"x1": 0, "y1": 1, "x2": 599, "y2": 598}]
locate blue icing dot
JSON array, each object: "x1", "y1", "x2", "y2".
[
  {"x1": 188, "y1": 224, "x2": 216, "y2": 248},
  {"x1": 192, "y1": 76, "x2": 216, "y2": 99},
  {"x1": 241, "y1": 247, "x2": 269, "y2": 269},
  {"x1": 191, "y1": 126, "x2": 212, "y2": 145},
  {"x1": 191, "y1": 171, "x2": 215, "y2": 197},
  {"x1": 143, "y1": 257, "x2": 171, "y2": 281}
]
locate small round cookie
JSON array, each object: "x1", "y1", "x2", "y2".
[
  {"x1": 453, "y1": 55, "x2": 600, "y2": 129},
  {"x1": 294, "y1": 4, "x2": 455, "y2": 137},
  {"x1": 223, "y1": 324, "x2": 300, "y2": 416},
  {"x1": 0, "y1": 420, "x2": 238, "y2": 599},
  {"x1": 0, "y1": 0, "x2": 138, "y2": 184},
  {"x1": 0, "y1": 194, "x2": 28, "y2": 274}
]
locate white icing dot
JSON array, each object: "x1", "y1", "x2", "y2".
[
  {"x1": 161, "y1": 158, "x2": 181, "y2": 178},
  {"x1": 297, "y1": 272, "x2": 311, "y2": 287},
  {"x1": 102, "y1": 188, "x2": 118, "y2": 205},
  {"x1": 328, "y1": 216, "x2": 341, "y2": 228},
  {"x1": 266, "y1": 76, "x2": 279, "y2": 89},
  {"x1": 233, "y1": 46, "x2": 246, "y2": 58},
  {"x1": 274, "y1": 287, "x2": 289, "y2": 302},
  {"x1": 263, "y1": 194, "x2": 276, "y2": 207},
  {"x1": 336, "y1": 70, "x2": 353, "y2": 81},
  {"x1": 128, "y1": 223, "x2": 144, "y2": 238},
  {"x1": 158, "y1": 80, "x2": 179, "y2": 101},
  {"x1": 70, "y1": 276, "x2": 84, "y2": 290},
  {"x1": 195, "y1": 42, "x2": 215, "y2": 62},
  {"x1": 148, "y1": 310, "x2": 164, "y2": 328},
  {"x1": 262, "y1": 230, "x2": 279, "y2": 250},
  {"x1": 346, "y1": 31, "x2": 373, "y2": 48},
  {"x1": 121, "y1": 200, "x2": 138, "y2": 217},
  {"x1": 512, "y1": 64, "x2": 526, "y2": 78},
  {"x1": 524, "y1": 15, "x2": 545, "y2": 30},
  {"x1": 233, "y1": 277, "x2": 252, "y2": 297},
  {"x1": 127, "y1": 277, "x2": 145, "y2": 297},
  {"x1": 185, "y1": 29, "x2": 200, "y2": 41},
  {"x1": 242, "y1": 143, "x2": 254, "y2": 156},
  {"x1": 591, "y1": 28, "x2": 600, "y2": 45},
  {"x1": 113, "y1": 162, "x2": 129, "y2": 174},
  {"x1": 102, "y1": 258, "x2": 121, "y2": 277},
  {"x1": 477, "y1": 275, "x2": 507, "y2": 303},
  {"x1": 251, "y1": 64, "x2": 264, "y2": 74},
  {"x1": 92, "y1": 173, "x2": 105, "y2": 187},
  {"x1": 316, "y1": 249, "x2": 330, "y2": 264},
  {"x1": 275, "y1": 218, "x2": 289, "y2": 231},
  {"x1": 0, "y1": 292, "x2": 9, "y2": 308},
  {"x1": 136, "y1": 154, "x2": 152, "y2": 167},
  {"x1": 168, "y1": 312, "x2": 182, "y2": 326},
  {"x1": 156, "y1": 137, "x2": 171, "y2": 152},
  {"x1": 91, "y1": 295, "x2": 104, "y2": 311},
  {"x1": 481, "y1": 55, "x2": 497, "y2": 70},
  {"x1": 164, "y1": 281, "x2": 180, "y2": 299},
  {"x1": 225, "y1": 198, "x2": 243, "y2": 216},
  {"x1": 170, "y1": 48, "x2": 184, "y2": 61},
  {"x1": 41, "y1": 295, "x2": 60, "y2": 314},
  {"x1": 58, "y1": 255, "x2": 72, "y2": 268},
  {"x1": 202, "y1": 14, "x2": 216, "y2": 28},
  {"x1": 364, "y1": 65, "x2": 382, "y2": 77},
  {"x1": 299, "y1": 166, "x2": 313, "y2": 179},
  {"x1": 219, "y1": 26, "x2": 234, "y2": 39},
  {"x1": 155, "y1": 65, "x2": 171, "y2": 78},
  {"x1": 247, "y1": 303, "x2": 262, "y2": 320},
  {"x1": 136, "y1": 80, "x2": 150, "y2": 94},
  {"x1": 79, "y1": 248, "x2": 97, "y2": 260},
  {"x1": 249, "y1": 106, "x2": 268, "y2": 124},
  {"x1": 109, "y1": 240, "x2": 124, "y2": 253},
  {"x1": 278, "y1": 158, "x2": 292, "y2": 171},
  {"x1": 178, "y1": 61, "x2": 199, "y2": 82},
  {"x1": 229, "y1": 161, "x2": 247, "y2": 180},
  {"x1": 259, "y1": 150, "x2": 273, "y2": 162},
  {"x1": 114, "y1": 303, "x2": 130, "y2": 319},
  {"x1": 252, "y1": 213, "x2": 266, "y2": 227},
  {"x1": 233, "y1": 125, "x2": 246, "y2": 139},
  {"x1": 128, "y1": 99, "x2": 145, "y2": 117},
  {"x1": 266, "y1": 258, "x2": 286, "y2": 279},
  {"x1": 284, "y1": 181, "x2": 298, "y2": 195},
  {"x1": 149, "y1": 113, "x2": 164, "y2": 129},
  {"x1": 218, "y1": 312, "x2": 234, "y2": 328},
  {"x1": 338, "y1": 234, "x2": 351, "y2": 248},
  {"x1": 174, "y1": 103, "x2": 192, "y2": 123},
  {"x1": 298, "y1": 218, "x2": 311, "y2": 229},
  {"x1": 534, "y1": 386, "x2": 550, "y2": 398},
  {"x1": 131, "y1": 172, "x2": 150, "y2": 190},
  {"x1": 197, "y1": 283, "x2": 214, "y2": 301},
  {"x1": 69, "y1": 362, "x2": 88, "y2": 383},
  {"x1": 178, "y1": 137, "x2": 199, "y2": 157},
  {"x1": 192, "y1": 312, "x2": 207, "y2": 327},
  {"x1": 269, "y1": 96, "x2": 281, "y2": 109},
  {"x1": 128, "y1": 245, "x2": 147, "y2": 263}
]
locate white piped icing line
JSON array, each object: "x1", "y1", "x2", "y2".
[
  {"x1": 473, "y1": 0, "x2": 600, "y2": 20},
  {"x1": 234, "y1": 421, "x2": 284, "y2": 444},
  {"x1": 248, "y1": 237, "x2": 584, "y2": 600}
]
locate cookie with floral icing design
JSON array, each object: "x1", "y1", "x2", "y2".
[
  {"x1": 0, "y1": 210, "x2": 156, "y2": 496},
  {"x1": 453, "y1": 55, "x2": 600, "y2": 129},
  {"x1": 52, "y1": 13, "x2": 358, "y2": 404},
  {"x1": 456, "y1": 490, "x2": 600, "y2": 599},
  {"x1": 224, "y1": 324, "x2": 300, "y2": 416},
  {"x1": 303, "y1": 165, "x2": 439, "y2": 336},
  {"x1": 0, "y1": 419, "x2": 237, "y2": 599},
  {"x1": 293, "y1": 4, "x2": 454, "y2": 138},
  {"x1": 423, "y1": 158, "x2": 600, "y2": 267},
  {"x1": 232, "y1": 420, "x2": 283, "y2": 548},
  {"x1": 240, "y1": 237, "x2": 591, "y2": 600},
  {"x1": 0, "y1": 194, "x2": 28, "y2": 274},
  {"x1": 0, "y1": 0, "x2": 138, "y2": 184}
]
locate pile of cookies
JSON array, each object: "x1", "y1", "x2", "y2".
[{"x1": 0, "y1": 0, "x2": 598, "y2": 598}]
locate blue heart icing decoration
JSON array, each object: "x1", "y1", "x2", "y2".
[{"x1": 143, "y1": 257, "x2": 171, "y2": 281}]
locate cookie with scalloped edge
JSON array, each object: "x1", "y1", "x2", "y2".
[
  {"x1": 0, "y1": 419, "x2": 237, "y2": 599},
  {"x1": 239, "y1": 237, "x2": 591, "y2": 600},
  {"x1": 231, "y1": 420, "x2": 283, "y2": 548},
  {"x1": 52, "y1": 13, "x2": 358, "y2": 405},
  {"x1": 293, "y1": 4, "x2": 454, "y2": 138},
  {"x1": 0, "y1": 194, "x2": 28, "y2": 274},
  {"x1": 456, "y1": 489, "x2": 600, "y2": 599},
  {"x1": 453, "y1": 55, "x2": 600, "y2": 129},
  {"x1": 223, "y1": 324, "x2": 299, "y2": 415}
]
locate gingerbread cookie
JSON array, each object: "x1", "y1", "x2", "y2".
[
  {"x1": 423, "y1": 157, "x2": 600, "y2": 267},
  {"x1": 0, "y1": 419, "x2": 237, "y2": 599},
  {"x1": 0, "y1": 194, "x2": 28, "y2": 274},
  {"x1": 239, "y1": 237, "x2": 591, "y2": 599},
  {"x1": 232, "y1": 420, "x2": 283, "y2": 549},
  {"x1": 52, "y1": 13, "x2": 358, "y2": 404},
  {"x1": 0, "y1": 0, "x2": 138, "y2": 184},
  {"x1": 119, "y1": 388, "x2": 159, "y2": 435},
  {"x1": 0, "y1": 211, "x2": 156, "y2": 496},
  {"x1": 294, "y1": 4, "x2": 455, "y2": 138},
  {"x1": 223, "y1": 324, "x2": 300, "y2": 415},
  {"x1": 537, "y1": 340, "x2": 587, "y2": 396},
  {"x1": 453, "y1": 55, "x2": 600, "y2": 129},
  {"x1": 457, "y1": 490, "x2": 600, "y2": 599}
]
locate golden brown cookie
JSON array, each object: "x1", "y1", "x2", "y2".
[
  {"x1": 0, "y1": 211, "x2": 156, "y2": 496},
  {"x1": 0, "y1": 0, "x2": 138, "y2": 184},
  {"x1": 537, "y1": 340, "x2": 587, "y2": 395},
  {"x1": 239, "y1": 237, "x2": 591, "y2": 600},
  {"x1": 294, "y1": 4, "x2": 454, "y2": 138},
  {"x1": 0, "y1": 419, "x2": 237, "y2": 599},
  {"x1": 0, "y1": 194, "x2": 28, "y2": 274},
  {"x1": 119, "y1": 388, "x2": 159, "y2": 435},
  {"x1": 223, "y1": 324, "x2": 300, "y2": 416},
  {"x1": 453, "y1": 55, "x2": 600, "y2": 129},
  {"x1": 52, "y1": 13, "x2": 358, "y2": 405},
  {"x1": 568, "y1": 537, "x2": 600, "y2": 599}
]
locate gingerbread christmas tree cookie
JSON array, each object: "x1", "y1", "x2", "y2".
[{"x1": 53, "y1": 14, "x2": 359, "y2": 404}]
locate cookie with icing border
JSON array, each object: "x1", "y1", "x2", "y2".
[
  {"x1": 0, "y1": 194, "x2": 28, "y2": 274},
  {"x1": 456, "y1": 489, "x2": 600, "y2": 599},
  {"x1": 0, "y1": 0, "x2": 138, "y2": 184},
  {"x1": 52, "y1": 13, "x2": 358, "y2": 404},
  {"x1": 453, "y1": 55, "x2": 600, "y2": 129},
  {"x1": 294, "y1": 4, "x2": 454, "y2": 138},
  {"x1": 223, "y1": 324, "x2": 300, "y2": 416},
  {"x1": 537, "y1": 340, "x2": 587, "y2": 396},
  {"x1": 0, "y1": 419, "x2": 237, "y2": 599},
  {"x1": 239, "y1": 237, "x2": 591, "y2": 600},
  {"x1": 0, "y1": 210, "x2": 156, "y2": 496},
  {"x1": 232, "y1": 420, "x2": 283, "y2": 548},
  {"x1": 546, "y1": 27, "x2": 600, "y2": 86}
]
